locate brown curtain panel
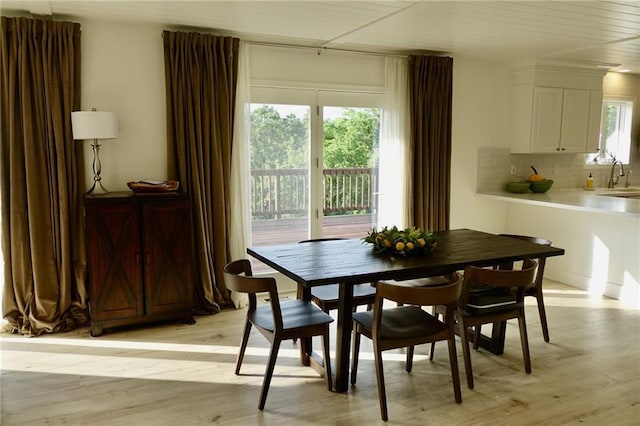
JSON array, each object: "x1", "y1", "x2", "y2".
[
  {"x1": 408, "y1": 55, "x2": 453, "y2": 232},
  {"x1": 0, "y1": 17, "x2": 88, "y2": 335},
  {"x1": 163, "y1": 31, "x2": 239, "y2": 313}
]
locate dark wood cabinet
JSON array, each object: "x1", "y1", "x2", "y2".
[{"x1": 83, "y1": 192, "x2": 195, "y2": 336}]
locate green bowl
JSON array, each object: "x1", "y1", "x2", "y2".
[
  {"x1": 506, "y1": 182, "x2": 530, "y2": 193},
  {"x1": 528, "y1": 179, "x2": 554, "y2": 193}
]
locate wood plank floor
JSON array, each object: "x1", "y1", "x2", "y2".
[{"x1": 2, "y1": 280, "x2": 639, "y2": 425}]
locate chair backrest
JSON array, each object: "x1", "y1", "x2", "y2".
[
  {"x1": 458, "y1": 259, "x2": 537, "y2": 314},
  {"x1": 371, "y1": 273, "x2": 462, "y2": 339},
  {"x1": 375, "y1": 272, "x2": 461, "y2": 307},
  {"x1": 498, "y1": 234, "x2": 550, "y2": 288},
  {"x1": 223, "y1": 259, "x2": 282, "y2": 323}
]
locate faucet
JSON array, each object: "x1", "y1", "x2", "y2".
[
  {"x1": 607, "y1": 160, "x2": 625, "y2": 188},
  {"x1": 625, "y1": 170, "x2": 632, "y2": 188}
]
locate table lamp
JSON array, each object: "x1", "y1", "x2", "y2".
[{"x1": 71, "y1": 108, "x2": 118, "y2": 194}]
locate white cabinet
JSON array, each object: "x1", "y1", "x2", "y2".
[{"x1": 510, "y1": 65, "x2": 605, "y2": 154}]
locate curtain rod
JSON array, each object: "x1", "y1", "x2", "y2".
[{"x1": 245, "y1": 40, "x2": 409, "y2": 59}]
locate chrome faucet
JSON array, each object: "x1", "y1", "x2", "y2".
[
  {"x1": 625, "y1": 170, "x2": 632, "y2": 188},
  {"x1": 607, "y1": 160, "x2": 625, "y2": 188}
]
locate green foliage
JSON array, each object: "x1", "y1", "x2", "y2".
[
  {"x1": 249, "y1": 105, "x2": 379, "y2": 170},
  {"x1": 250, "y1": 105, "x2": 309, "y2": 169},
  {"x1": 323, "y1": 108, "x2": 380, "y2": 168}
]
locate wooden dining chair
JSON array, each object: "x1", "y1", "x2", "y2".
[
  {"x1": 298, "y1": 238, "x2": 377, "y2": 313},
  {"x1": 350, "y1": 273, "x2": 462, "y2": 422},
  {"x1": 444, "y1": 259, "x2": 537, "y2": 390},
  {"x1": 223, "y1": 259, "x2": 334, "y2": 410},
  {"x1": 498, "y1": 234, "x2": 553, "y2": 342}
]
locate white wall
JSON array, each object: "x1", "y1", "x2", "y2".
[
  {"x1": 450, "y1": 56, "x2": 511, "y2": 232},
  {"x1": 79, "y1": 20, "x2": 167, "y2": 192}
]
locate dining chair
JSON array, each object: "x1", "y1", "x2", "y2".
[
  {"x1": 298, "y1": 238, "x2": 377, "y2": 313},
  {"x1": 223, "y1": 259, "x2": 334, "y2": 410},
  {"x1": 498, "y1": 234, "x2": 553, "y2": 342},
  {"x1": 439, "y1": 259, "x2": 537, "y2": 390},
  {"x1": 350, "y1": 273, "x2": 462, "y2": 422}
]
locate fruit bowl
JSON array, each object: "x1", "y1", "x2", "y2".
[
  {"x1": 528, "y1": 179, "x2": 554, "y2": 193},
  {"x1": 506, "y1": 182, "x2": 530, "y2": 193}
]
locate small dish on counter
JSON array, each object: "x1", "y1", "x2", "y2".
[
  {"x1": 528, "y1": 179, "x2": 554, "y2": 193},
  {"x1": 506, "y1": 181, "x2": 530, "y2": 193}
]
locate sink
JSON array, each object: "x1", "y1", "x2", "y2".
[{"x1": 597, "y1": 187, "x2": 640, "y2": 198}]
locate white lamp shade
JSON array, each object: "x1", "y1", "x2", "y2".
[{"x1": 71, "y1": 111, "x2": 118, "y2": 140}]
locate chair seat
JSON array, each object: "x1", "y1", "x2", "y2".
[
  {"x1": 464, "y1": 282, "x2": 518, "y2": 315},
  {"x1": 311, "y1": 283, "x2": 375, "y2": 303},
  {"x1": 353, "y1": 306, "x2": 447, "y2": 339},
  {"x1": 250, "y1": 300, "x2": 334, "y2": 332}
]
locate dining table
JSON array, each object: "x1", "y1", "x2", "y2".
[{"x1": 247, "y1": 228, "x2": 565, "y2": 392}]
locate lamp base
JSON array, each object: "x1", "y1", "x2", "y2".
[{"x1": 87, "y1": 180, "x2": 108, "y2": 194}]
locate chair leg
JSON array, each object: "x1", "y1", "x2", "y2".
[
  {"x1": 258, "y1": 339, "x2": 281, "y2": 411},
  {"x1": 518, "y1": 314, "x2": 532, "y2": 374},
  {"x1": 473, "y1": 325, "x2": 481, "y2": 350},
  {"x1": 458, "y1": 318, "x2": 475, "y2": 389},
  {"x1": 406, "y1": 345, "x2": 414, "y2": 373},
  {"x1": 373, "y1": 342, "x2": 388, "y2": 422},
  {"x1": 429, "y1": 308, "x2": 438, "y2": 360},
  {"x1": 447, "y1": 336, "x2": 462, "y2": 403},
  {"x1": 536, "y1": 292, "x2": 550, "y2": 343},
  {"x1": 322, "y1": 328, "x2": 333, "y2": 391},
  {"x1": 236, "y1": 320, "x2": 252, "y2": 375},
  {"x1": 350, "y1": 329, "x2": 361, "y2": 385}
]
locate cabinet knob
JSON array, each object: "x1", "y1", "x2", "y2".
[
  {"x1": 556, "y1": 148, "x2": 560, "y2": 151},
  {"x1": 561, "y1": 147, "x2": 566, "y2": 151}
]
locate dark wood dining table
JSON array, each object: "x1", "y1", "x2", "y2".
[{"x1": 247, "y1": 228, "x2": 565, "y2": 392}]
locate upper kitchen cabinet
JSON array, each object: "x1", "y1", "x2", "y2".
[{"x1": 510, "y1": 65, "x2": 605, "y2": 154}]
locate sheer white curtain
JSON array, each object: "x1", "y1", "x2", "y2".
[
  {"x1": 229, "y1": 42, "x2": 251, "y2": 308},
  {"x1": 378, "y1": 56, "x2": 411, "y2": 229}
]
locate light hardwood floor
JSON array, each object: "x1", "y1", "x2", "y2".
[{"x1": 1, "y1": 280, "x2": 639, "y2": 425}]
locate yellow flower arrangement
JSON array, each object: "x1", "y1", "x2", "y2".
[{"x1": 363, "y1": 225, "x2": 439, "y2": 256}]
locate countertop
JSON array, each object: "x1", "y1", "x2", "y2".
[{"x1": 477, "y1": 187, "x2": 640, "y2": 217}]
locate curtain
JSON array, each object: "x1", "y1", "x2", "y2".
[
  {"x1": 229, "y1": 42, "x2": 250, "y2": 309},
  {"x1": 163, "y1": 30, "x2": 240, "y2": 313},
  {"x1": 408, "y1": 55, "x2": 453, "y2": 232},
  {"x1": 378, "y1": 56, "x2": 411, "y2": 229},
  {"x1": 0, "y1": 17, "x2": 88, "y2": 336}
]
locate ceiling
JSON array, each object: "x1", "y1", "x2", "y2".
[{"x1": 2, "y1": 1, "x2": 640, "y2": 74}]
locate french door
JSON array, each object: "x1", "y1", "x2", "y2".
[{"x1": 249, "y1": 87, "x2": 382, "y2": 247}]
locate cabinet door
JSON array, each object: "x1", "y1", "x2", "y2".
[
  {"x1": 85, "y1": 200, "x2": 144, "y2": 321},
  {"x1": 560, "y1": 89, "x2": 591, "y2": 152},
  {"x1": 142, "y1": 197, "x2": 193, "y2": 316},
  {"x1": 531, "y1": 87, "x2": 563, "y2": 152}
]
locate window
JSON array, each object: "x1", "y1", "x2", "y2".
[
  {"x1": 587, "y1": 98, "x2": 634, "y2": 165},
  {"x1": 249, "y1": 87, "x2": 383, "y2": 249}
]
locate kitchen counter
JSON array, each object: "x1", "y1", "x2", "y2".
[{"x1": 477, "y1": 188, "x2": 640, "y2": 217}]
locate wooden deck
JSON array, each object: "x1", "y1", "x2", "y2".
[{"x1": 251, "y1": 213, "x2": 377, "y2": 246}]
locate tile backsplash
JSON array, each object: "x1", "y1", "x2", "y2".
[{"x1": 476, "y1": 147, "x2": 638, "y2": 192}]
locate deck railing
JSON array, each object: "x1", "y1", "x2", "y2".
[{"x1": 251, "y1": 167, "x2": 377, "y2": 219}]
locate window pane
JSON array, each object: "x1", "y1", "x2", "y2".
[
  {"x1": 322, "y1": 106, "x2": 380, "y2": 238},
  {"x1": 587, "y1": 99, "x2": 633, "y2": 164},
  {"x1": 249, "y1": 104, "x2": 310, "y2": 247}
]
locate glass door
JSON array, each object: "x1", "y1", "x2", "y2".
[
  {"x1": 317, "y1": 91, "x2": 382, "y2": 240},
  {"x1": 248, "y1": 88, "x2": 383, "y2": 250}
]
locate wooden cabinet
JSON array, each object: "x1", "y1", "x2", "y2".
[
  {"x1": 83, "y1": 192, "x2": 195, "y2": 336},
  {"x1": 510, "y1": 65, "x2": 605, "y2": 154}
]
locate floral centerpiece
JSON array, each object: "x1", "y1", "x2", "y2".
[{"x1": 363, "y1": 225, "x2": 439, "y2": 256}]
